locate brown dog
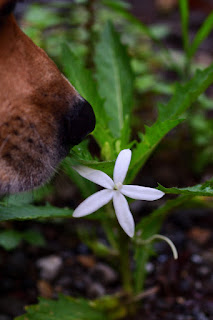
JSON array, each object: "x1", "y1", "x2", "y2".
[{"x1": 0, "y1": 0, "x2": 95, "y2": 195}]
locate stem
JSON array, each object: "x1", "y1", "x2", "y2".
[
  {"x1": 118, "y1": 229, "x2": 132, "y2": 294},
  {"x1": 102, "y1": 204, "x2": 119, "y2": 251}
]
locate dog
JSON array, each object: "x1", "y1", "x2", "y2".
[{"x1": 0, "y1": 0, "x2": 96, "y2": 195}]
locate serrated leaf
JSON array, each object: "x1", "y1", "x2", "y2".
[
  {"x1": 158, "y1": 178, "x2": 213, "y2": 196},
  {"x1": 60, "y1": 43, "x2": 115, "y2": 151},
  {"x1": 158, "y1": 63, "x2": 213, "y2": 121},
  {"x1": 128, "y1": 64, "x2": 213, "y2": 183},
  {"x1": 0, "y1": 204, "x2": 73, "y2": 222},
  {"x1": 126, "y1": 119, "x2": 182, "y2": 183},
  {"x1": 95, "y1": 21, "x2": 134, "y2": 138},
  {"x1": 15, "y1": 295, "x2": 110, "y2": 320}
]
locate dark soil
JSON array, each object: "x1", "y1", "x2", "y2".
[{"x1": 0, "y1": 206, "x2": 213, "y2": 320}]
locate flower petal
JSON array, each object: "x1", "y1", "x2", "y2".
[
  {"x1": 113, "y1": 149, "x2": 132, "y2": 184},
  {"x1": 113, "y1": 191, "x2": 135, "y2": 237},
  {"x1": 72, "y1": 165, "x2": 114, "y2": 189},
  {"x1": 73, "y1": 189, "x2": 114, "y2": 217},
  {"x1": 121, "y1": 185, "x2": 165, "y2": 201}
]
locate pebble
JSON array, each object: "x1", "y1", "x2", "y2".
[
  {"x1": 90, "y1": 263, "x2": 118, "y2": 284},
  {"x1": 198, "y1": 266, "x2": 210, "y2": 276},
  {"x1": 188, "y1": 227, "x2": 211, "y2": 245},
  {"x1": 87, "y1": 282, "x2": 106, "y2": 298},
  {"x1": 146, "y1": 262, "x2": 155, "y2": 273},
  {"x1": 77, "y1": 255, "x2": 96, "y2": 268},
  {"x1": 37, "y1": 280, "x2": 53, "y2": 298},
  {"x1": 191, "y1": 254, "x2": 203, "y2": 264},
  {"x1": 37, "y1": 255, "x2": 63, "y2": 280}
]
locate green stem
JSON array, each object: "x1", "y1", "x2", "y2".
[
  {"x1": 102, "y1": 204, "x2": 119, "y2": 251},
  {"x1": 118, "y1": 229, "x2": 132, "y2": 294}
]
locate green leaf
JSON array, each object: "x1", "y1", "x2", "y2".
[
  {"x1": 101, "y1": 0, "x2": 131, "y2": 11},
  {"x1": 22, "y1": 230, "x2": 46, "y2": 246},
  {"x1": 102, "y1": 0, "x2": 177, "y2": 70},
  {"x1": 24, "y1": 4, "x2": 61, "y2": 29},
  {"x1": 127, "y1": 63, "x2": 213, "y2": 183},
  {"x1": 15, "y1": 295, "x2": 109, "y2": 320},
  {"x1": 15, "y1": 294, "x2": 127, "y2": 320},
  {"x1": 95, "y1": 21, "x2": 134, "y2": 138},
  {"x1": 0, "y1": 229, "x2": 45, "y2": 250},
  {"x1": 158, "y1": 178, "x2": 213, "y2": 196},
  {"x1": 0, "y1": 230, "x2": 22, "y2": 250},
  {"x1": 102, "y1": 0, "x2": 158, "y2": 41},
  {"x1": 126, "y1": 119, "x2": 182, "y2": 183},
  {"x1": 60, "y1": 43, "x2": 115, "y2": 152},
  {"x1": 0, "y1": 204, "x2": 73, "y2": 222},
  {"x1": 179, "y1": 0, "x2": 189, "y2": 53},
  {"x1": 158, "y1": 63, "x2": 213, "y2": 121},
  {"x1": 65, "y1": 156, "x2": 115, "y2": 177},
  {"x1": 188, "y1": 12, "x2": 213, "y2": 59}
]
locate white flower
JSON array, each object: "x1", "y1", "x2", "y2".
[{"x1": 72, "y1": 149, "x2": 164, "y2": 238}]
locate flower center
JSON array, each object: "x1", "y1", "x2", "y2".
[{"x1": 114, "y1": 182, "x2": 123, "y2": 190}]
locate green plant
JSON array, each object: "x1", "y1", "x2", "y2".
[{"x1": 1, "y1": 1, "x2": 213, "y2": 319}]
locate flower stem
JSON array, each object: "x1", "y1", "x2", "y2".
[{"x1": 118, "y1": 229, "x2": 132, "y2": 294}]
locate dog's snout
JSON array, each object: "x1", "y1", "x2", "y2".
[{"x1": 68, "y1": 98, "x2": 96, "y2": 146}]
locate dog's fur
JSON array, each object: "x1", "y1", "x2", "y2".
[{"x1": 0, "y1": 0, "x2": 95, "y2": 195}]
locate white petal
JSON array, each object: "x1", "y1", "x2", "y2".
[
  {"x1": 121, "y1": 185, "x2": 165, "y2": 201},
  {"x1": 113, "y1": 149, "x2": 132, "y2": 184},
  {"x1": 72, "y1": 165, "x2": 114, "y2": 189},
  {"x1": 73, "y1": 189, "x2": 114, "y2": 217},
  {"x1": 113, "y1": 191, "x2": 135, "y2": 238}
]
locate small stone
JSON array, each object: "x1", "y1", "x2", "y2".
[
  {"x1": 37, "y1": 280, "x2": 53, "y2": 298},
  {"x1": 191, "y1": 254, "x2": 203, "y2": 264},
  {"x1": 37, "y1": 255, "x2": 63, "y2": 280},
  {"x1": 198, "y1": 266, "x2": 210, "y2": 276},
  {"x1": 156, "y1": 0, "x2": 177, "y2": 12},
  {"x1": 77, "y1": 255, "x2": 96, "y2": 268},
  {"x1": 188, "y1": 227, "x2": 211, "y2": 245},
  {"x1": 90, "y1": 263, "x2": 118, "y2": 284},
  {"x1": 146, "y1": 262, "x2": 154, "y2": 273},
  {"x1": 87, "y1": 282, "x2": 105, "y2": 298}
]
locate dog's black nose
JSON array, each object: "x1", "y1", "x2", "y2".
[{"x1": 68, "y1": 98, "x2": 96, "y2": 146}]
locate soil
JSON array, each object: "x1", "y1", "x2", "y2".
[{"x1": 0, "y1": 206, "x2": 213, "y2": 320}]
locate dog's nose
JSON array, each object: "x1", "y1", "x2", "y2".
[{"x1": 68, "y1": 98, "x2": 96, "y2": 146}]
